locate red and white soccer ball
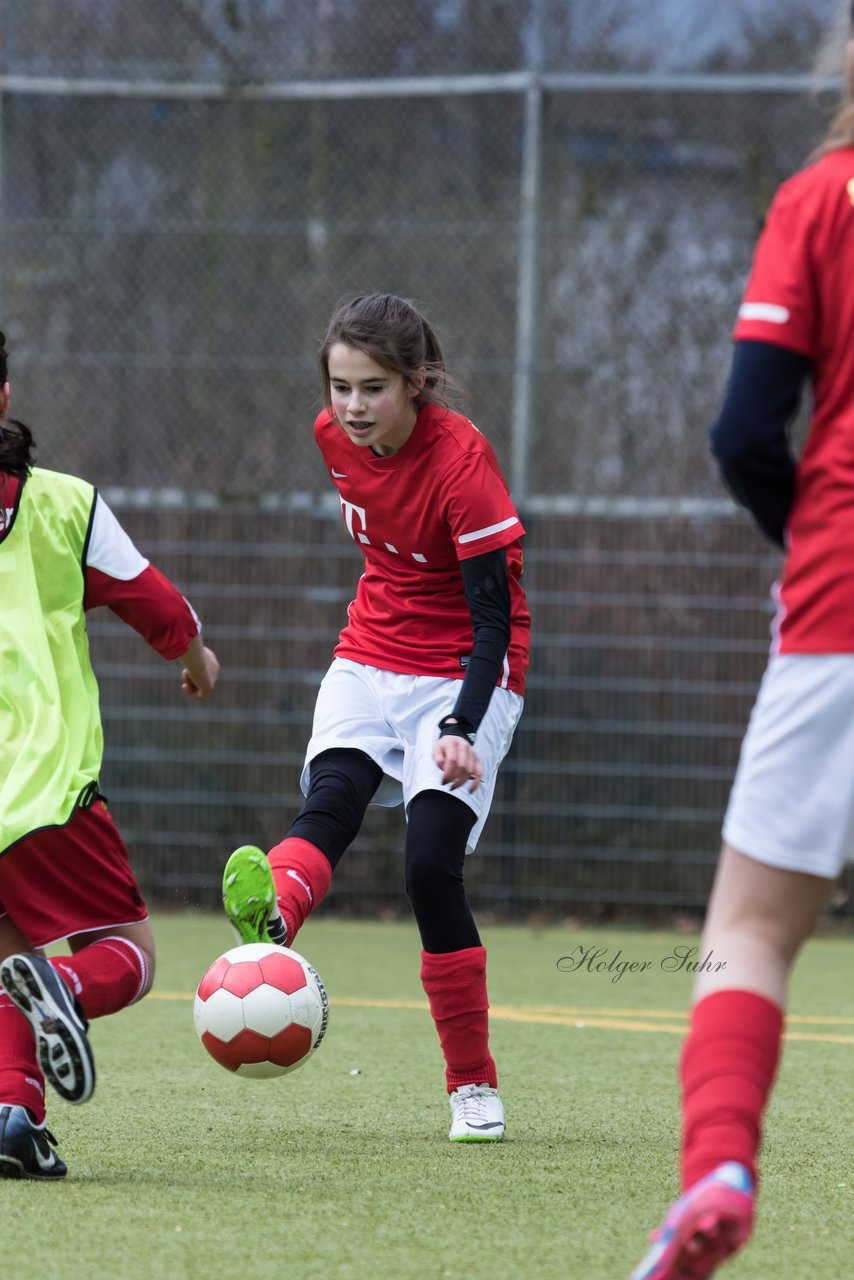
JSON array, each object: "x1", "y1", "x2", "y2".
[{"x1": 194, "y1": 943, "x2": 329, "y2": 1078}]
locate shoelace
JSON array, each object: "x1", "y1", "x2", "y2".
[{"x1": 453, "y1": 1085, "x2": 492, "y2": 1123}]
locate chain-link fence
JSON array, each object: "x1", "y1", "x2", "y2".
[
  {"x1": 87, "y1": 500, "x2": 792, "y2": 922},
  {"x1": 3, "y1": 0, "x2": 852, "y2": 919}
]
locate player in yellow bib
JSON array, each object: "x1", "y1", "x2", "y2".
[{"x1": 0, "y1": 332, "x2": 220, "y2": 1179}]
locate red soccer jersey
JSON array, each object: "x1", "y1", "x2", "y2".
[
  {"x1": 733, "y1": 148, "x2": 854, "y2": 653},
  {"x1": 314, "y1": 402, "x2": 530, "y2": 693}
]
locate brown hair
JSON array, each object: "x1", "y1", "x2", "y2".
[
  {"x1": 811, "y1": 1, "x2": 854, "y2": 159},
  {"x1": 0, "y1": 331, "x2": 34, "y2": 475},
  {"x1": 319, "y1": 294, "x2": 455, "y2": 410}
]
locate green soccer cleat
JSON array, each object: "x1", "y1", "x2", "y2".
[{"x1": 222, "y1": 845, "x2": 288, "y2": 946}]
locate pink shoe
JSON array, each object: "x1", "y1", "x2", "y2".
[{"x1": 630, "y1": 1162, "x2": 754, "y2": 1280}]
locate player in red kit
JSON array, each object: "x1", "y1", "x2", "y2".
[
  {"x1": 631, "y1": 10, "x2": 854, "y2": 1278},
  {"x1": 0, "y1": 332, "x2": 219, "y2": 1179},
  {"x1": 223, "y1": 293, "x2": 530, "y2": 1141}
]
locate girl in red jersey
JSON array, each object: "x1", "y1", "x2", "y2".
[
  {"x1": 632, "y1": 10, "x2": 854, "y2": 1279},
  {"x1": 0, "y1": 334, "x2": 220, "y2": 1179},
  {"x1": 223, "y1": 293, "x2": 530, "y2": 1141}
]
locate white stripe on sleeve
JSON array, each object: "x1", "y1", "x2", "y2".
[
  {"x1": 87, "y1": 494, "x2": 150, "y2": 580},
  {"x1": 738, "y1": 302, "x2": 790, "y2": 325},
  {"x1": 183, "y1": 594, "x2": 202, "y2": 635},
  {"x1": 457, "y1": 515, "x2": 519, "y2": 545}
]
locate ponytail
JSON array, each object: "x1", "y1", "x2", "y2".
[
  {"x1": 0, "y1": 332, "x2": 35, "y2": 475},
  {"x1": 418, "y1": 314, "x2": 450, "y2": 403},
  {"x1": 810, "y1": 103, "x2": 854, "y2": 160},
  {"x1": 809, "y1": 2, "x2": 854, "y2": 159},
  {"x1": 0, "y1": 419, "x2": 35, "y2": 475}
]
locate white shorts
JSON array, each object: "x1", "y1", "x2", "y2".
[
  {"x1": 723, "y1": 654, "x2": 854, "y2": 879},
  {"x1": 301, "y1": 658, "x2": 524, "y2": 854}
]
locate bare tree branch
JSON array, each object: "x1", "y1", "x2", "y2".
[{"x1": 172, "y1": 0, "x2": 255, "y2": 83}]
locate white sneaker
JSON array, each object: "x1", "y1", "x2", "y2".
[{"x1": 448, "y1": 1084, "x2": 505, "y2": 1142}]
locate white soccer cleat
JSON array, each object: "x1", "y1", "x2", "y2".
[{"x1": 448, "y1": 1083, "x2": 505, "y2": 1142}]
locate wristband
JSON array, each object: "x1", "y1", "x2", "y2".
[{"x1": 438, "y1": 715, "x2": 476, "y2": 745}]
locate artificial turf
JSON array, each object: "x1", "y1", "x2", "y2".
[{"x1": 5, "y1": 916, "x2": 850, "y2": 1279}]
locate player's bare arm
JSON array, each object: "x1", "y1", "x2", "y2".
[{"x1": 181, "y1": 634, "x2": 220, "y2": 700}]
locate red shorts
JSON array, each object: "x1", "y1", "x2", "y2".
[{"x1": 0, "y1": 800, "x2": 148, "y2": 949}]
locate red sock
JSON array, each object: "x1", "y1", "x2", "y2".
[
  {"x1": 681, "y1": 988, "x2": 783, "y2": 1190},
  {"x1": 420, "y1": 946, "x2": 497, "y2": 1093},
  {"x1": 51, "y1": 936, "x2": 149, "y2": 1020},
  {"x1": 267, "y1": 838, "x2": 332, "y2": 946},
  {"x1": 0, "y1": 994, "x2": 46, "y2": 1124}
]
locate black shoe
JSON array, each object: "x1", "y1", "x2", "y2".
[
  {"x1": 0, "y1": 953, "x2": 96, "y2": 1104},
  {"x1": 0, "y1": 1105, "x2": 67, "y2": 1180}
]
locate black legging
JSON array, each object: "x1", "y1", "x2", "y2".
[
  {"x1": 288, "y1": 748, "x2": 481, "y2": 953},
  {"x1": 404, "y1": 790, "x2": 480, "y2": 953},
  {"x1": 288, "y1": 747, "x2": 382, "y2": 865}
]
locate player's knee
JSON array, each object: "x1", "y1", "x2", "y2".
[
  {"x1": 138, "y1": 945, "x2": 156, "y2": 997},
  {"x1": 289, "y1": 788, "x2": 361, "y2": 862},
  {"x1": 404, "y1": 849, "x2": 462, "y2": 910},
  {"x1": 290, "y1": 752, "x2": 379, "y2": 862}
]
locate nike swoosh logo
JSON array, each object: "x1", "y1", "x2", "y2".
[
  {"x1": 286, "y1": 868, "x2": 313, "y2": 904},
  {"x1": 465, "y1": 1122, "x2": 503, "y2": 1131},
  {"x1": 331, "y1": 469, "x2": 347, "y2": 478},
  {"x1": 32, "y1": 1137, "x2": 58, "y2": 1171}
]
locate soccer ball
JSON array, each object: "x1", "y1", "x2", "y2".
[{"x1": 194, "y1": 943, "x2": 329, "y2": 1078}]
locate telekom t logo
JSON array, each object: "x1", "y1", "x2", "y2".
[
  {"x1": 339, "y1": 496, "x2": 370, "y2": 544},
  {"x1": 338, "y1": 494, "x2": 428, "y2": 562}
]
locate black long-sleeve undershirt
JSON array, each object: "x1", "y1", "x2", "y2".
[
  {"x1": 443, "y1": 546, "x2": 512, "y2": 736},
  {"x1": 709, "y1": 339, "x2": 811, "y2": 549}
]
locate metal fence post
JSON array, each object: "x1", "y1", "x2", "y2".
[
  {"x1": 511, "y1": 75, "x2": 543, "y2": 506},
  {"x1": 0, "y1": 90, "x2": 5, "y2": 330}
]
